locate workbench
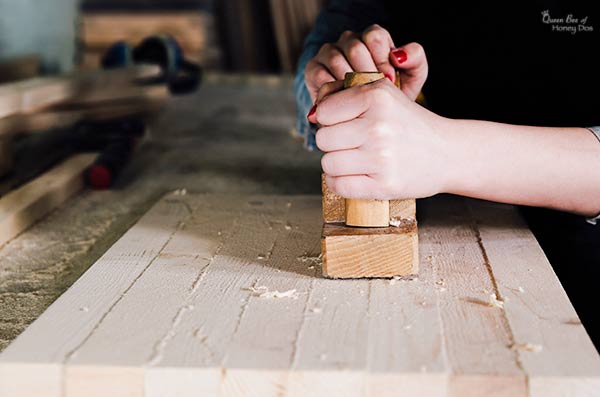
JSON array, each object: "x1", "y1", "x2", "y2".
[{"x1": 0, "y1": 76, "x2": 598, "y2": 396}]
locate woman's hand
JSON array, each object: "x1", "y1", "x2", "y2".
[
  {"x1": 308, "y1": 78, "x2": 452, "y2": 200},
  {"x1": 304, "y1": 24, "x2": 428, "y2": 103}
]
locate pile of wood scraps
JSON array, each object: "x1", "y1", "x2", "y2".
[{"x1": 0, "y1": 64, "x2": 170, "y2": 247}]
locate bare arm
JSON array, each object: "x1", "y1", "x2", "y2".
[
  {"x1": 445, "y1": 121, "x2": 600, "y2": 216},
  {"x1": 311, "y1": 79, "x2": 600, "y2": 218}
]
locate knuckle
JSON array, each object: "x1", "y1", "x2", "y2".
[
  {"x1": 338, "y1": 30, "x2": 354, "y2": 42},
  {"x1": 410, "y1": 42, "x2": 426, "y2": 57},
  {"x1": 367, "y1": 86, "x2": 392, "y2": 105},
  {"x1": 320, "y1": 43, "x2": 334, "y2": 53},
  {"x1": 347, "y1": 40, "x2": 366, "y2": 60},
  {"x1": 379, "y1": 175, "x2": 397, "y2": 194},
  {"x1": 327, "y1": 53, "x2": 346, "y2": 70},
  {"x1": 371, "y1": 147, "x2": 393, "y2": 170},
  {"x1": 333, "y1": 179, "x2": 350, "y2": 197},
  {"x1": 369, "y1": 121, "x2": 391, "y2": 140},
  {"x1": 314, "y1": 67, "x2": 332, "y2": 84},
  {"x1": 362, "y1": 25, "x2": 387, "y2": 45}
]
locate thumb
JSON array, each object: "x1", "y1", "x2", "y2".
[
  {"x1": 389, "y1": 42, "x2": 428, "y2": 100},
  {"x1": 390, "y1": 42, "x2": 427, "y2": 73}
]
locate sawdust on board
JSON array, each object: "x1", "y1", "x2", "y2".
[
  {"x1": 489, "y1": 293, "x2": 505, "y2": 309},
  {"x1": 244, "y1": 286, "x2": 299, "y2": 299},
  {"x1": 510, "y1": 342, "x2": 543, "y2": 353}
]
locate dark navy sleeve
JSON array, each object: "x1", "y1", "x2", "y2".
[{"x1": 293, "y1": 0, "x2": 389, "y2": 150}]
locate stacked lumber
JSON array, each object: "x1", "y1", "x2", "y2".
[
  {"x1": 80, "y1": 11, "x2": 221, "y2": 69},
  {"x1": 0, "y1": 65, "x2": 169, "y2": 241}
]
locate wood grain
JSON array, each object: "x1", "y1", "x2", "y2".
[
  {"x1": 343, "y1": 72, "x2": 389, "y2": 227},
  {"x1": 322, "y1": 174, "x2": 415, "y2": 223},
  {"x1": 1, "y1": 194, "x2": 598, "y2": 396},
  {"x1": 322, "y1": 222, "x2": 418, "y2": 279},
  {"x1": 0, "y1": 153, "x2": 97, "y2": 247}
]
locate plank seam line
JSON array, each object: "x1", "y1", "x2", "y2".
[
  {"x1": 429, "y1": 245, "x2": 451, "y2": 377},
  {"x1": 289, "y1": 278, "x2": 314, "y2": 369},
  {"x1": 224, "y1": 200, "x2": 292, "y2": 366},
  {"x1": 364, "y1": 279, "x2": 373, "y2": 390},
  {"x1": 146, "y1": 211, "x2": 242, "y2": 366},
  {"x1": 468, "y1": 203, "x2": 529, "y2": 391},
  {"x1": 59, "y1": 213, "x2": 189, "y2": 395}
]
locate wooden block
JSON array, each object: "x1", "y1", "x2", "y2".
[
  {"x1": 0, "y1": 153, "x2": 97, "y2": 246},
  {"x1": 322, "y1": 174, "x2": 416, "y2": 223},
  {"x1": 322, "y1": 221, "x2": 418, "y2": 278},
  {"x1": 345, "y1": 198, "x2": 390, "y2": 227},
  {"x1": 343, "y1": 72, "x2": 390, "y2": 227}
]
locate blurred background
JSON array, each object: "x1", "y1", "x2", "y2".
[{"x1": 0, "y1": 0, "x2": 326, "y2": 76}]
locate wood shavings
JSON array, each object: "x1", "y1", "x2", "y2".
[
  {"x1": 389, "y1": 217, "x2": 416, "y2": 227},
  {"x1": 244, "y1": 286, "x2": 299, "y2": 299},
  {"x1": 489, "y1": 294, "x2": 505, "y2": 309},
  {"x1": 309, "y1": 307, "x2": 322, "y2": 314},
  {"x1": 297, "y1": 253, "x2": 322, "y2": 268},
  {"x1": 387, "y1": 275, "x2": 417, "y2": 285},
  {"x1": 510, "y1": 343, "x2": 543, "y2": 353},
  {"x1": 518, "y1": 286, "x2": 525, "y2": 293},
  {"x1": 173, "y1": 188, "x2": 187, "y2": 195},
  {"x1": 79, "y1": 306, "x2": 89, "y2": 312}
]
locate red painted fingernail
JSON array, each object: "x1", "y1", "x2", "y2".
[
  {"x1": 391, "y1": 49, "x2": 407, "y2": 64},
  {"x1": 307, "y1": 104, "x2": 317, "y2": 120}
]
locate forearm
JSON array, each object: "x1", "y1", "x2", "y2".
[{"x1": 444, "y1": 119, "x2": 600, "y2": 216}]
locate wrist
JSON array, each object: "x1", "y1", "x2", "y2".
[{"x1": 433, "y1": 117, "x2": 472, "y2": 195}]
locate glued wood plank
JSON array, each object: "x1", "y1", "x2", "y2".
[
  {"x1": 1, "y1": 194, "x2": 598, "y2": 396},
  {"x1": 420, "y1": 196, "x2": 527, "y2": 397},
  {"x1": 0, "y1": 153, "x2": 97, "y2": 246},
  {"x1": 468, "y1": 201, "x2": 600, "y2": 397}
]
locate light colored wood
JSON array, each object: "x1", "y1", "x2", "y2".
[
  {"x1": 322, "y1": 174, "x2": 415, "y2": 223},
  {"x1": 343, "y1": 72, "x2": 389, "y2": 227},
  {"x1": 0, "y1": 153, "x2": 97, "y2": 247},
  {"x1": 0, "y1": 65, "x2": 161, "y2": 122},
  {"x1": 1, "y1": 194, "x2": 599, "y2": 396},
  {"x1": 345, "y1": 198, "x2": 390, "y2": 227},
  {"x1": 468, "y1": 201, "x2": 600, "y2": 397},
  {"x1": 322, "y1": 221, "x2": 418, "y2": 278}
]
